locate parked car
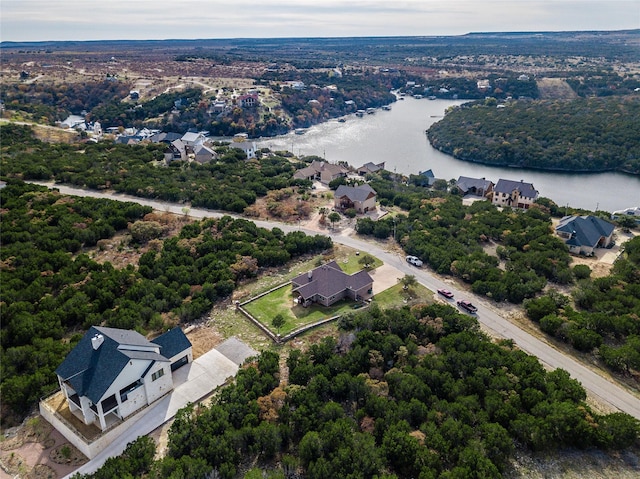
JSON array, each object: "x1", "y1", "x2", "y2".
[
  {"x1": 437, "y1": 288, "x2": 454, "y2": 299},
  {"x1": 406, "y1": 255, "x2": 423, "y2": 267},
  {"x1": 457, "y1": 300, "x2": 478, "y2": 314}
]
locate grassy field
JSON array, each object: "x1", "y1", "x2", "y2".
[{"x1": 372, "y1": 282, "x2": 434, "y2": 309}]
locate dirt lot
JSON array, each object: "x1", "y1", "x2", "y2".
[{"x1": 536, "y1": 77, "x2": 579, "y2": 100}]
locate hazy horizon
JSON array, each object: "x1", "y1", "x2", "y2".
[{"x1": 1, "y1": 0, "x2": 638, "y2": 43}]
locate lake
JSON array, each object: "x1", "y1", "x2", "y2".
[{"x1": 257, "y1": 97, "x2": 639, "y2": 213}]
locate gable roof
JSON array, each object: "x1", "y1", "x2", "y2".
[
  {"x1": 150, "y1": 132, "x2": 182, "y2": 144},
  {"x1": 181, "y1": 131, "x2": 204, "y2": 143},
  {"x1": 194, "y1": 144, "x2": 215, "y2": 156},
  {"x1": 291, "y1": 260, "x2": 373, "y2": 300},
  {"x1": 556, "y1": 215, "x2": 615, "y2": 248},
  {"x1": 358, "y1": 162, "x2": 385, "y2": 173},
  {"x1": 151, "y1": 327, "x2": 192, "y2": 359},
  {"x1": 56, "y1": 326, "x2": 169, "y2": 403},
  {"x1": 293, "y1": 160, "x2": 348, "y2": 180},
  {"x1": 494, "y1": 179, "x2": 538, "y2": 198},
  {"x1": 456, "y1": 176, "x2": 493, "y2": 193},
  {"x1": 334, "y1": 184, "x2": 377, "y2": 202}
]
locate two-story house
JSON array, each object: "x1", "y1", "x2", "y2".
[
  {"x1": 334, "y1": 184, "x2": 377, "y2": 213},
  {"x1": 55, "y1": 326, "x2": 192, "y2": 431},
  {"x1": 491, "y1": 179, "x2": 538, "y2": 210}
]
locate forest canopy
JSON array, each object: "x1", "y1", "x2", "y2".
[
  {"x1": 0, "y1": 180, "x2": 331, "y2": 424},
  {"x1": 77, "y1": 304, "x2": 640, "y2": 479},
  {"x1": 427, "y1": 95, "x2": 640, "y2": 174}
]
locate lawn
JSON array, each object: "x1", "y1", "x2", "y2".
[
  {"x1": 371, "y1": 283, "x2": 434, "y2": 309},
  {"x1": 228, "y1": 245, "x2": 384, "y2": 338},
  {"x1": 337, "y1": 252, "x2": 382, "y2": 274},
  {"x1": 243, "y1": 284, "x2": 359, "y2": 336}
]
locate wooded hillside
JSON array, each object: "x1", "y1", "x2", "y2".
[{"x1": 427, "y1": 96, "x2": 640, "y2": 174}]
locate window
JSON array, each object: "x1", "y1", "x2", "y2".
[
  {"x1": 152, "y1": 369, "x2": 165, "y2": 381},
  {"x1": 120, "y1": 380, "x2": 142, "y2": 401}
]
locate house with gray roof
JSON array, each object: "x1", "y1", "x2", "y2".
[
  {"x1": 491, "y1": 178, "x2": 538, "y2": 210},
  {"x1": 165, "y1": 139, "x2": 187, "y2": 162},
  {"x1": 181, "y1": 131, "x2": 206, "y2": 151},
  {"x1": 357, "y1": 161, "x2": 385, "y2": 176},
  {"x1": 612, "y1": 206, "x2": 640, "y2": 224},
  {"x1": 194, "y1": 144, "x2": 217, "y2": 164},
  {"x1": 334, "y1": 184, "x2": 377, "y2": 213},
  {"x1": 455, "y1": 176, "x2": 494, "y2": 197},
  {"x1": 55, "y1": 326, "x2": 191, "y2": 431},
  {"x1": 291, "y1": 260, "x2": 373, "y2": 307},
  {"x1": 556, "y1": 215, "x2": 615, "y2": 255},
  {"x1": 293, "y1": 160, "x2": 349, "y2": 184}
]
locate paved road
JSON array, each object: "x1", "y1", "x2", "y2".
[{"x1": 36, "y1": 182, "x2": 640, "y2": 420}]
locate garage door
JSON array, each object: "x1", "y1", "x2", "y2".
[{"x1": 171, "y1": 355, "x2": 189, "y2": 371}]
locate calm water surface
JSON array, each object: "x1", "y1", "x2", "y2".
[{"x1": 257, "y1": 97, "x2": 639, "y2": 213}]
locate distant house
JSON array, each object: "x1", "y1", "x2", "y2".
[
  {"x1": 194, "y1": 144, "x2": 217, "y2": 164},
  {"x1": 477, "y1": 79, "x2": 491, "y2": 91},
  {"x1": 291, "y1": 261, "x2": 373, "y2": 307},
  {"x1": 166, "y1": 139, "x2": 187, "y2": 162},
  {"x1": 230, "y1": 139, "x2": 257, "y2": 159},
  {"x1": 59, "y1": 115, "x2": 86, "y2": 129},
  {"x1": 55, "y1": 326, "x2": 192, "y2": 431},
  {"x1": 357, "y1": 162, "x2": 385, "y2": 176},
  {"x1": 181, "y1": 131, "x2": 206, "y2": 151},
  {"x1": 555, "y1": 215, "x2": 615, "y2": 255},
  {"x1": 209, "y1": 100, "x2": 228, "y2": 115},
  {"x1": 455, "y1": 176, "x2": 494, "y2": 197},
  {"x1": 612, "y1": 206, "x2": 640, "y2": 224},
  {"x1": 293, "y1": 160, "x2": 348, "y2": 184},
  {"x1": 414, "y1": 169, "x2": 436, "y2": 187},
  {"x1": 150, "y1": 131, "x2": 183, "y2": 144},
  {"x1": 90, "y1": 121, "x2": 102, "y2": 137},
  {"x1": 129, "y1": 90, "x2": 140, "y2": 100},
  {"x1": 334, "y1": 184, "x2": 377, "y2": 213},
  {"x1": 238, "y1": 93, "x2": 259, "y2": 108},
  {"x1": 491, "y1": 179, "x2": 538, "y2": 210},
  {"x1": 115, "y1": 135, "x2": 141, "y2": 145}
]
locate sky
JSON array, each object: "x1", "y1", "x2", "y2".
[{"x1": 1, "y1": 0, "x2": 639, "y2": 42}]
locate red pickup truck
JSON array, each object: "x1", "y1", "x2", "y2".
[{"x1": 457, "y1": 300, "x2": 478, "y2": 314}]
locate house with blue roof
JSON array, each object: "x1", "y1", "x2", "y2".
[
  {"x1": 491, "y1": 178, "x2": 538, "y2": 210},
  {"x1": 555, "y1": 215, "x2": 615, "y2": 255},
  {"x1": 55, "y1": 326, "x2": 192, "y2": 431}
]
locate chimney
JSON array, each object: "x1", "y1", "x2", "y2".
[
  {"x1": 91, "y1": 334, "x2": 104, "y2": 350},
  {"x1": 308, "y1": 271, "x2": 313, "y2": 281}
]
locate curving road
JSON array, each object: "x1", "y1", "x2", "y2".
[{"x1": 33, "y1": 182, "x2": 640, "y2": 420}]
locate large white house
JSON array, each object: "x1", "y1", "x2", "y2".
[{"x1": 55, "y1": 326, "x2": 192, "y2": 431}]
